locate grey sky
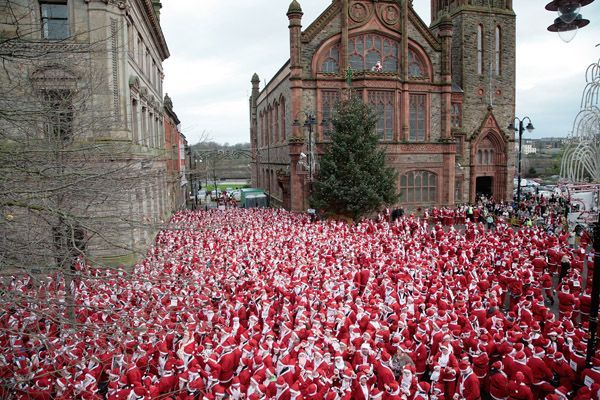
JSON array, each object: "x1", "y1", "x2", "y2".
[{"x1": 160, "y1": 1, "x2": 600, "y2": 145}]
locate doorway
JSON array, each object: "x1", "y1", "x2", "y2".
[{"x1": 476, "y1": 176, "x2": 493, "y2": 199}]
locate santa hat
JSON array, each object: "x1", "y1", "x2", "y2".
[
  {"x1": 417, "y1": 381, "x2": 430, "y2": 393},
  {"x1": 290, "y1": 383, "x2": 301, "y2": 394},
  {"x1": 307, "y1": 383, "x2": 318, "y2": 395},
  {"x1": 514, "y1": 351, "x2": 526, "y2": 364},
  {"x1": 276, "y1": 376, "x2": 287, "y2": 387},
  {"x1": 555, "y1": 386, "x2": 569, "y2": 398},
  {"x1": 381, "y1": 352, "x2": 391, "y2": 363}
]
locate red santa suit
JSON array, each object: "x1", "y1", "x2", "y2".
[
  {"x1": 457, "y1": 362, "x2": 481, "y2": 400},
  {"x1": 488, "y1": 362, "x2": 509, "y2": 400}
]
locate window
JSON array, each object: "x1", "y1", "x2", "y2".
[
  {"x1": 127, "y1": 21, "x2": 134, "y2": 58},
  {"x1": 495, "y1": 26, "x2": 501, "y2": 76},
  {"x1": 320, "y1": 44, "x2": 340, "y2": 73},
  {"x1": 274, "y1": 102, "x2": 279, "y2": 143},
  {"x1": 132, "y1": 99, "x2": 139, "y2": 143},
  {"x1": 280, "y1": 98, "x2": 286, "y2": 141},
  {"x1": 40, "y1": 2, "x2": 69, "y2": 40},
  {"x1": 477, "y1": 25, "x2": 483, "y2": 75},
  {"x1": 455, "y1": 177, "x2": 463, "y2": 203},
  {"x1": 400, "y1": 171, "x2": 437, "y2": 204},
  {"x1": 451, "y1": 102, "x2": 462, "y2": 128},
  {"x1": 321, "y1": 90, "x2": 340, "y2": 139},
  {"x1": 409, "y1": 94, "x2": 426, "y2": 141},
  {"x1": 348, "y1": 34, "x2": 399, "y2": 72},
  {"x1": 477, "y1": 138, "x2": 495, "y2": 165},
  {"x1": 368, "y1": 91, "x2": 394, "y2": 141},
  {"x1": 43, "y1": 89, "x2": 73, "y2": 143},
  {"x1": 137, "y1": 36, "x2": 144, "y2": 67},
  {"x1": 408, "y1": 49, "x2": 426, "y2": 78},
  {"x1": 141, "y1": 106, "x2": 147, "y2": 144}
]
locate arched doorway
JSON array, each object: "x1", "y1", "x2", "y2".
[{"x1": 469, "y1": 114, "x2": 509, "y2": 203}]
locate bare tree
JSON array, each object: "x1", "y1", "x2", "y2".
[{"x1": 0, "y1": 1, "x2": 169, "y2": 280}]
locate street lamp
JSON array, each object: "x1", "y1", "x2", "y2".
[
  {"x1": 546, "y1": 0, "x2": 594, "y2": 42},
  {"x1": 293, "y1": 114, "x2": 318, "y2": 182},
  {"x1": 508, "y1": 117, "x2": 534, "y2": 205}
]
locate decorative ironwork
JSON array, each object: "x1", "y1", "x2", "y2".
[{"x1": 560, "y1": 59, "x2": 600, "y2": 183}]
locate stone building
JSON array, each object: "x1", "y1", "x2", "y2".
[
  {"x1": 0, "y1": 0, "x2": 174, "y2": 266},
  {"x1": 164, "y1": 94, "x2": 189, "y2": 211},
  {"x1": 249, "y1": 0, "x2": 516, "y2": 211}
]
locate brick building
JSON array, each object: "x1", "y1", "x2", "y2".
[{"x1": 249, "y1": 0, "x2": 516, "y2": 211}]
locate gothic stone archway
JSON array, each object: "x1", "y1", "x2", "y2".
[{"x1": 469, "y1": 113, "x2": 509, "y2": 203}]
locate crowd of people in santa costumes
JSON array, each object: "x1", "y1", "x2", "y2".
[{"x1": 1, "y1": 207, "x2": 599, "y2": 400}]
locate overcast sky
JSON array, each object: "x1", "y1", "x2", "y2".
[{"x1": 160, "y1": 1, "x2": 600, "y2": 145}]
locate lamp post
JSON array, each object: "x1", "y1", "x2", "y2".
[
  {"x1": 293, "y1": 113, "x2": 325, "y2": 209},
  {"x1": 508, "y1": 117, "x2": 534, "y2": 206}
]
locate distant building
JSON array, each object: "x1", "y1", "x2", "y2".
[
  {"x1": 249, "y1": 0, "x2": 516, "y2": 210},
  {"x1": 164, "y1": 94, "x2": 188, "y2": 211},
  {"x1": 517, "y1": 140, "x2": 537, "y2": 155}
]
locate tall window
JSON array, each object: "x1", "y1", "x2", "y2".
[
  {"x1": 368, "y1": 91, "x2": 394, "y2": 141},
  {"x1": 477, "y1": 24, "x2": 483, "y2": 75},
  {"x1": 495, "y1": 26, "x2": 501, "y2": 76},
  {"x1": 274, "y1": 102, "x2": 279, "y2": 143},
  {"x1": 320, "y1": 44, "x2": 340, "y2": 73},
  {"x1": 137, "y1": 36, "x2": 144, "y2": 67},
  {"x1": 408, "y1": 49, "x2": 426, "y2": 78},
  {"x1": 348, "y1": 34, "x2": 399, "y2": 72},
  {"x1": 322, "y1": 90, "x2": 340, "y2": 139},
  {"x1": 43, "y1": 89, "x2": 73, "y2": 143},
  {"x1": 40, "y1": 2, "x2": 69, "y2": 40},
  {"x1": 400, "y1": 171, "x2": 437, "y2": 204},
  {"x1": 409, "y1": 94, "x2": 426, "y2": 141},
  {"x1": 127, "y1": 21, "x2": 134, "y2": 57},
  {"x1": 280, "y1": 98, "x2": 286, "y2": 141},
  {"x1": 132, "y1": 99, "x2": 139, "y2": 143},
  {"x1": 451, "y1": 102, "x2": 462, "y2": 128}
]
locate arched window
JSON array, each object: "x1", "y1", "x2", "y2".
[
  {"x1": 477, "y1": 137, "x2": 495, "y2": 165},
  {"x1": 274, "y1": 102, "x2": 279, "y2": 143},
  {"x1": 320, "y1": 44, "x2": 340, "y2": 73},
  {"x1": 280, "y1": 98, "x2": 286, "y2": 141},
  {"x1": 495, "y1": 26, "x2": 501, "y2": 76},
  {"x1": 348, "y1": 34, "x2": 398, "y2": 72},
  {"x1": 477, "y1": 24, "x2": 483, "y2": 75},
  {"x1": 408, "y1": 49, "x2": 426, "y2": 78},
  {"x1": 400, "y1": 171, "x2": 438, "y2": 204}
]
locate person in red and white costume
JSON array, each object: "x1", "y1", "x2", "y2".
[{"x1": 455, "y1": 360, "x2": 480, "y2": 400}]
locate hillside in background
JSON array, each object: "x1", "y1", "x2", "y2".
[{"x1": 190, "y1": 142, "x2": 252, "y2": 181}]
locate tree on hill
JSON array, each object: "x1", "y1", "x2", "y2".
[{"x1": 310, "y1": 95, "x2": 398, "y2": 220}]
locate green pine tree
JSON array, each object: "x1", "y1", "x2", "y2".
[{"x1": 311, "y1": 95, "x2": 399, "y2": 220}]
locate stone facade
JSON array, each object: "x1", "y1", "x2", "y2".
[
  {"x1": 0, "y1": 0, "x2": 173, "y2": 265},
  {"x1": 250, "y1": 0, "x2": 516, "y2": 211}
]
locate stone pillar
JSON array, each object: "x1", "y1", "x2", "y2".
[
  {"x1": 438, "y1": 14, "x2": 453, "y2": 140},
  {"x1": 250, "y1": 73, "x2": 260, "y2": 188},
  {"x1": 287, "y1": 1, "x2": 305, "y2": 211},
  {"x1": 340, "y1": 0, "x2": 349, "y2": 73}
]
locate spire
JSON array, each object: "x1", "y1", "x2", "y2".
[{"x1": 287, "y1": 0, "x2": 303, "y2": 17}]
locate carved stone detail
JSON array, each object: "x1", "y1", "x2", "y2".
[
  {"x1": 349, "y1": 2, "x2": 370, "y2": 23},
  {"x1": 379, "y1": 4, "x2": 400, "y2": 26}
]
